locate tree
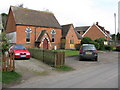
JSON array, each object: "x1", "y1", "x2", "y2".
[
  {"x1": 81, "y1": 37, "x2": 93, "y2": 45},
  {"x1": 0, "y1": 32, "x2": 10, "y2": 55},
  {"x1": 94, "y1": 38, "x2": 107, "y2": 50}
]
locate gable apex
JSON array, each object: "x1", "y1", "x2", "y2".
[{"x1": 82, "y1": 24, "x2": 108, "y2": 37}]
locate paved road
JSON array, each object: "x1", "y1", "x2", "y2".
[{"x1": 10, "y1": 51, "x2": 118, "y2": 88}]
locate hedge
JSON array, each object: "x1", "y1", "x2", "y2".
[{"x1": 28, "y1": 48, "x2": 65, "y2": 67}]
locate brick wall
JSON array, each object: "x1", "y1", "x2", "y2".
[
  {"x1": 16, "y1": 25, "x2": 62, "y2": 49},
  {"x1": 83, "y1": 25, "x2": 108, "y2": 40},
  {"x1": 6, "y1": 8, "x2": 16, "y2": 33},
  {"x1": 65, "y1": 25, "x2": 80, "y2": 49}
]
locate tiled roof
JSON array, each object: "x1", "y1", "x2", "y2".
[
  {"x1": 61, "y1": 24, "x2": 73, "y2": 38},
  {"x1": 11, "y1": 6, "x2": 61, "y2": 29},
  {"x1": 75, "y1": 26, "x2": 90, "y2": 32}
]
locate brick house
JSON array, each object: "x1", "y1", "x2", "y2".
[
  {"x1": 75, "y1": 22, "x2": 111, "y2": 41},
  {"x1": 61, "y1": 24, "x2": 80, "y2": 49},
  {"x1": 6, "y1": 6, "x2": 62, "y2": 49}
]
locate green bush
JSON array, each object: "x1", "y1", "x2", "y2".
[
  {"x1": 94, "y1": 38, "x2": 107, "y2": 50},
  {"x1": 91, "y1": 42, "x2": 100, "y2": 50},
  {"x1": 104, "y1": 45, "x2": 113, "y2": 51},
  {"x1": 81, "y1": 37, "x2": 93, "y2": 45}
]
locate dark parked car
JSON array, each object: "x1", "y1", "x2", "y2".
[
  {"x1": 8, "y1": 45, "x2": 31, "y2": 59},
  {"x1": 79, "y1": 44, "x2": 98, "y2": 61},
  {"x1": 116, "y1": 44, "x2": 120, "y2": 51}
]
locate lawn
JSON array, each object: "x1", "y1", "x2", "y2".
[
  {"x1": 53, "y1": 49, "x2": 79, "y2": 57},
  {"x1": 2, "y1": 71, "x2": 21, "y2": 84},
  {"x1": 53, "y1": 65, "x2": 74, "y2": 71}
]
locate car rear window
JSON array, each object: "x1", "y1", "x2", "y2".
[
  {"x1": 13, "y1": 46, "x2": 26, "y2": 50},
  {"x1": 83, "y1": 46, "x2": 96, "y2": 50}
]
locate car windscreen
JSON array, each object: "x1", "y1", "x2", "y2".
[
  {"x1": 83, "y1": 46, "x2": 96, "y2": 50},
  {"x1": 13, "y1": 46, "x2": 26, "y2": 50}
]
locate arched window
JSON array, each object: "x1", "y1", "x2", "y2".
[
  {"x1": 51, "y1": 29, "x2": 56, "y2": 42},
  {"x1": 25, "y1": 27, "x2": 32, "y2": 43}
]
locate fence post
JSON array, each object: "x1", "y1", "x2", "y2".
[
  {"x1": 54, "y1": 51, "x2": 57, "y2": 67},
  {"x1": 2, "y1": 54, "x2": 7, "y2": 72}
]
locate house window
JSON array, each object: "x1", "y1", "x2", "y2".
[
  {"x1": 25, "y1": 27, "x2": 32, "y2": 43},
  {"x1": 70, "y1": 40, "x2": 74, "y2": 44},
  {"x1": 51, "y1": 29, "x2": 56, "y2": 42}
]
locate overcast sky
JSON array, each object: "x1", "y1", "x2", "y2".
[{"x1": 0, "y1": 0, "x2": 119, "y2": 34}]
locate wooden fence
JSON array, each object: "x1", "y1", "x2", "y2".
[
  {"x1": 28, "y1": 48, "x2": 65, "y2": 67},
  {"x1": 2, "y1": 53, "x2": 15, "y2": 72}
]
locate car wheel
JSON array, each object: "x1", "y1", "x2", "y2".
[
  {"x1": 79, "y1": 56, "x2": 82, "y2": 61},
  {"x1": 95, "y1": 57, "x2": 98, "y2": 61}
]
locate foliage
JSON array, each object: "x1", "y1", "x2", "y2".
[
  {"x1": 81, "y1": 37, "x2": 93, "y2": 45},
  {"x1": 28, "y1": 48, "x2": 65, "y2": 67},
  {"x1": 53, "y1": 65, "x2": 74, "y2": 71},
  {"x1": 111, "y1": 32, "x2": 120, "y2": 41},
  {"x1": 2, "y1": 71, "x2": 21, "y2": 84},
  {"x1": 91, "y1": 42, "x2": 100, "y2": 50},
  {"x1": 65, "y1": 50, "x2": 79, "y2": 56},
  {"x1": 94, "y1": 38, "x2": 107, "y2": 50},
  {"x1": 104, "y1": 45, "x2": 114, "y2": 51},
  {"x1": 0, "y1": 33, "x2": 10, "y2": 54}
]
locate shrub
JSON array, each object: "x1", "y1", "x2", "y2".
[
  {"x1": 92, "y1": 42, "x2": 100, "y2": 50},
  {"x1": 81, "y1": 37, "x2": 93, "y2": 45},
  {"x1": 104, "y1": 45, "x2": 113, "y2": 51},
  {"x1": 94, "y1": 38, "x2": 107, "y2": 50}
]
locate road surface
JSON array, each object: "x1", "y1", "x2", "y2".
[{"x1": 10, "y1": 51, "x2": 118, "y2": 88}]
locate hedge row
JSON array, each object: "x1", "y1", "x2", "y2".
[{"x1": 28, "y1": 48, "x2": 65, "y2": 67}]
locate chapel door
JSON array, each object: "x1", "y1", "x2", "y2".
[{"x1": 43, "y1": 38, "x2": 48, "y2": 49}]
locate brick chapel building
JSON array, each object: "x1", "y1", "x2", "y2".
[{"x1": 6, "y1": 6, "x2": 62, "y2": 49}]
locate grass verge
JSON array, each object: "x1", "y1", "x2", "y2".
[
  {"x1": 53, "y1": 49, "x2": 79, "y2": 57},
  {"x1": 2, "y1": 71, "x2": 21, "y2": 84},
  {"x1": 53, "y1": 65, "x2": 74, "y2": 71}
]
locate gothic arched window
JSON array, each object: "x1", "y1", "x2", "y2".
[
  {"x1": 51, "y1": 29, "x2": 56, "y2": 42},
  {"x1": 25, "y1": 27, "x2": 32, "y2": 43}
]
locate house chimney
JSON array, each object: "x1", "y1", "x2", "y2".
[{"x1": 96, "y1": 22, "x2": 99, "y2": 25}]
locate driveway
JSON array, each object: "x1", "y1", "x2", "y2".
[
  {"x1": 65, "y1": 51, "x2": 118, "y2": 70},
  {"x1": 7, "y1": 51, "x2": 118, "y2": 88}
]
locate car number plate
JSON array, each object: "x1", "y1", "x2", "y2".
[
  {"x1": 21, "y1": 55, "x2": 26, "y2": 57},
  {"x1": 86, "y1": 52, "x2": 92, "y2": 55}
]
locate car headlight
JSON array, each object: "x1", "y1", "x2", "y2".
[
  {"x1": 15, "y1": 53, "x2": 20, "y2": 55},
  {"x1": 26, "y1": 53, "x2": 30, "y2": 55}
]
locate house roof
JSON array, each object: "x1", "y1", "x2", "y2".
[
  {"x1": 0, "y1": 15, "x2": 3, "y2": 30},
  {"x1": 74, "y1": 30, "x2": 82, "y2": 39},
  {"x1": 75, "y1": 26, "x2": 90, "y2": 32},
  {"x1": 61, "y1": 24, "x2": 73, "y2": 38},
  {"x1": 74, "y1": 26, "x2": 90, "y2": 39},
  {"x1": 11, "y1": 6, "x2": 61, "y2": 29}
]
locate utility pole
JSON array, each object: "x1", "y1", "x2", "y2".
[{"x1": 114, "y1": 13, "x2": 117, "y2": 45}]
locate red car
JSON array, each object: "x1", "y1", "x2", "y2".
[{"x1": 8, "y1": 45, "x2": 30, "y2": 59}]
